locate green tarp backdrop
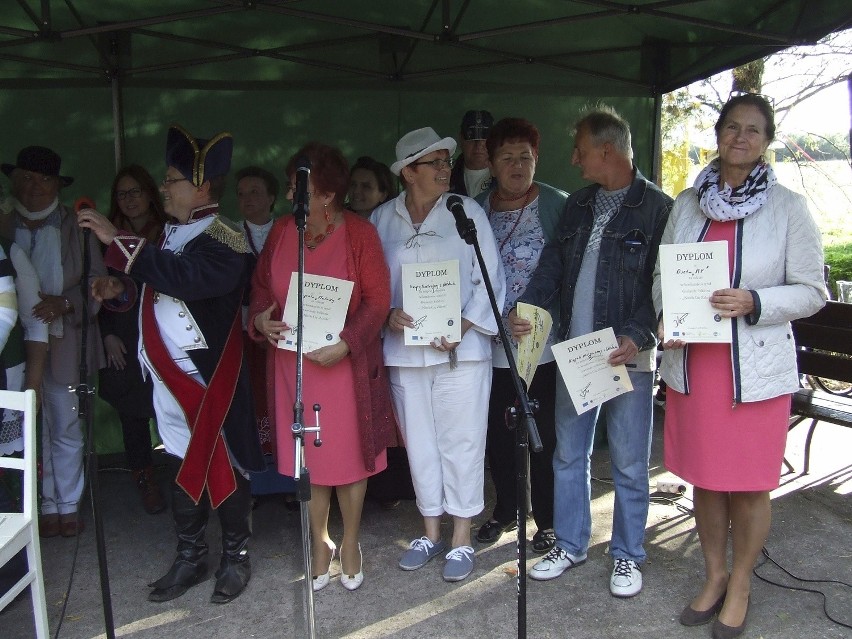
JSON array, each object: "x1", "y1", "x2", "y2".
[{"x1": 1, "y1": 1, "x2": 849, "y2": 453}]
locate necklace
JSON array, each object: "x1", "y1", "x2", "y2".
[
  {"x1": 491, "y1": 183, "x2": 534, "y2": 204},
  {"x1": 489, "y1": 184, "x2": 534, "y2": 252},
  {"x1": 305, "y1": 214, "x2": 340, "y2": 249}
]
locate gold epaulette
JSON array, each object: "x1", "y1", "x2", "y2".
[{"x1": 204, "y1": 217, "x2": 250, "y2": 254}]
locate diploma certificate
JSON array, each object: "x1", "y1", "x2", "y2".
[
  {"x1": 401, "y1": 259, "x2": 462, "y2": 345},
  {"x1": 516, "y1": 302, "x2": 553, "y2": 388},
  {"x1": 552, "y1": 328, "x2": 633, "y2": 415},
  {"x1": 278, "y1": 272, "x2": 354, "y2": 353},
  {"x1": 659, "y1": 241, "x2": 732, "y2": 343}
]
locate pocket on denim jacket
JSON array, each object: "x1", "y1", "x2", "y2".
[{"x1": 618, "y1": 231, "x2": 649, "y2": 273}]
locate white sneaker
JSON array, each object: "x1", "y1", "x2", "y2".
[
  {"x1": 610, "y1": 558, "x2": 642, "y2": 597},
  {"x1": 528, "y1": 546, "x2": 587, "y2": 581}
]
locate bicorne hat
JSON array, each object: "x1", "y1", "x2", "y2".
[{"x1": 165, "y1": 124, "x2": 233, "y2": 187}]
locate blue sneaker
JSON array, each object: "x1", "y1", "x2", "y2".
[
  {"x1": 399, "y1": 537, "x2": 446, "y2": 571},
  {"x1": 442, "y1": 545, "x2": 475, "y2": 582}
]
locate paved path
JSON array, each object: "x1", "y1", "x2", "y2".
[{"x1": 5, "y1": 411, "x2": 852, "y2": 638}]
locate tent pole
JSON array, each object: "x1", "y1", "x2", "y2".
[
  {"x1": 110, "y1": 73, "x2": 125, "y2": 172},
  {"x1": 651, "y1": 91, "x2": 663, "y2": 186}
]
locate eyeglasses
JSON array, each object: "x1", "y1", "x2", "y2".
[
  {"x1": 409, "y1": 158, "x2": 454, "y2": 170},
  {"x1": 116, "y1": 187, "x2": 142, "y2": 200},
  {"x1": 727, "y1": 90, "x2": 775, "y2": 109},
  {"x1": 161, "y1": 176, "x2": 188, "y2": 186},
  {"x1": 285, "y1": 184, "x2": 316, "y2": 197}
]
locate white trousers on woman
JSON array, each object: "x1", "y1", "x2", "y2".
[
  {"x1": 41, "y1": 367, "x2": 85, "y2": 516},
  {"x1": 389, "y1": 360, "x2": 491, "y2": 518}
]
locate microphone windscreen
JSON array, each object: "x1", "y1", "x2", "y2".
[
  {"x1": 74, "y1": 196, "x2": 96, "y2": 213},
  {"x1": 446, "y1": 194, "x2": 463, "y2": 211}
]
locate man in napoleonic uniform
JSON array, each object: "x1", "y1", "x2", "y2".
[{"x1": 79, "y1": 124, "x2": 264, "y2": 604}]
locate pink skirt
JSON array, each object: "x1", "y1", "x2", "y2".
[{"x1": 664, "y1": 342, "x2": 790, "y2": 492}]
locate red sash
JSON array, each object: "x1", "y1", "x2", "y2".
[{"x1": 141, "y1": 285, "x2": 243, "y2": 508}]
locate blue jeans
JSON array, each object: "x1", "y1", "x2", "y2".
[{"x1": 553, "y1": 369, "x2": 653, "y2": 562}]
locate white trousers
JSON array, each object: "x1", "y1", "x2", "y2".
[
  {"x1": 389, "y1": 361, "x2": 491, "y2": 518},
  {"x1": 41, "y1": 367, "x2": 84, "y2": 515}
]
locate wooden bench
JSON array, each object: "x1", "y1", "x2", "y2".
[{"x1": 787, "y1": 301, "x2": 852, "y2": 474}]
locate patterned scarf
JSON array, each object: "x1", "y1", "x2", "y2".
[{"x1": 694, "y1": 158, "x2": 777, "y2": 222}]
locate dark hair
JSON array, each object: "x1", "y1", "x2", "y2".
[
  {"x1": 285, "y1": 142, "x2": 350, "y2": 209},
  {"x1": 109, "y1": 164, "x2": 167, "y2": 241},
  {"x1": 714, "y1": 93, "x2": 776, "y2": 142},
  {"x1": 350, "y1": 156, "x2": 398, "y2": 202},
  {"x1": 206, "y1": 175, "x2": 227, "y2": 202},
  {"x1": 574, "y1": 104, "x2": 632, "y2": 159},
  {"x1": 235, "y1": 165, "x2": 280, "y2": 208},
  {"x1": 486, "y1": 118, "x2": 541, "y2": 161}
]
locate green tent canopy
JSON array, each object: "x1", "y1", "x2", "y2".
[{"x1": 1, "y1": 0, "x2": 849, "y2": 190}]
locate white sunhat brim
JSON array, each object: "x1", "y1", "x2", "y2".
[{"x1": 390, "y1": 136, "x2": 457, "y2": 175}]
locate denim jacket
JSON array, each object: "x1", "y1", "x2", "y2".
[{"x1": 518, "y1": 169, "x2": 672, "y2": 355}]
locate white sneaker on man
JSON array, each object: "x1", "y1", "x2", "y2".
[
  {"x1": 528, "y1": 546, "x2": 587, "y2": 581},
  {"x1": 610, "y1": 558, "x2": 642, "y2": 597}
]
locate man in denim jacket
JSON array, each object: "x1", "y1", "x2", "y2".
[{"x1": 509, "y1": 106, "x2": 672, "y2": 598}]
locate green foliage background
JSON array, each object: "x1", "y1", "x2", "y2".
[{"x1": 825, "y1": 243, "x2": 852, "y2": 297}]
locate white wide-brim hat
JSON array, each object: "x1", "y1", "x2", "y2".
[{"x1": 390, "y1": 127, "x2": 457, "y2": 175}]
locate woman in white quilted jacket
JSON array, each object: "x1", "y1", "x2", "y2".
[{"x1": 652, "y1": 93, "x2": 826, "y2": 639}]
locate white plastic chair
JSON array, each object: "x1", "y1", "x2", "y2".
[{"x1": 0, "y1": 389, "x2": 48, "y2": 638}]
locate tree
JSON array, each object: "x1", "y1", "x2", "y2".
[
  {"x1": 731, "y1": 59, "x2": 764, "y2": 93},
  {"x1": 691, "y1": 29, "x2": 851, "y2": 127}
]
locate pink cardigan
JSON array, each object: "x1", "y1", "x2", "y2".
[{"x1": 248, "y1": 212, "x2": 397, "y2": 471}]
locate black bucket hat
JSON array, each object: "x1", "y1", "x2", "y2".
[{"x1": 2, "y1": 146, "x2": 74, "y2": 186}]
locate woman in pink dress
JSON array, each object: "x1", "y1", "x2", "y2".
[
  {"x1": 248, "y1": 143, "x2": 396, "y2": 592},
  {"x1": 653, "y1": 93, "x2": 826, "y2": 639}
]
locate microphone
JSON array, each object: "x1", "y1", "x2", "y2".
[
  {"x1": 446, "y1": 194, "x2": 477, "y2": 244},
  {"x1": 74, "y1": 196, "x2": 96, "y2": 241},
  {"x1": 74, "y1": 196, "x2": 96, "y2": 213},
  {"x1": 292, "y1": 156, "x2": 311, "y2": 228}
]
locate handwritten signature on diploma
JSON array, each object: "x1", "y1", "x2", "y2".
[
  {"x1": 673, "y1": 313, "x2": 689, "y2": 327},
  {"x1": 412, "y1": 315, "x2": 427, "y2": 329},
  {"x1": 579, "y1": 382, "x2": 592, "y2": 398},
  {"x1": 676, "y1": 267, "x2": 707, "y2": 276},
  {"x1": 303, "y1": 292, "x2": 340, "y2": 304},
  {"x1": 567, "y1": 348, "x2": 606, "y2": 364}
]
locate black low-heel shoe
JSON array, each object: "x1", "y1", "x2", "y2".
[
  {"x1": 679, "y1": 591, "x2": 726, "y2": 627},
  {"x1": 711, "y1": 598, "x2": 749, "y2": 639},
  {"x1": 475, "y1": 519, "x2": 517, "y2": 543}
]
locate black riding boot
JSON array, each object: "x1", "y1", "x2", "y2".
[
  {"x1": 148, "y1": 479, "x2": 210, "y2": 602},
  {"x1": 211, "y1": 471, "x2": 252, "y2": 603}
]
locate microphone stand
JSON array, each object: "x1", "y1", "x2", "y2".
[
  {"x1": 75, "y1": 227, "x2": 116, "y2": 639},
  {"x1": 451, "y1": 202, "x2": 541, "y2": 639},
  {"x1": 290, "y1": 167, "x2": 321, "y2": 639}
]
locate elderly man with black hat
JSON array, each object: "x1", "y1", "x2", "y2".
[
  {"x1": 449, "y1": 109, "x2": 495, "y2": 198},
  {"x1": 1, "y1": 145, "x2": 106, "y2": 539},
  {"x1": 78, "y1": 124, "x2": 264, "y2": 604}
]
